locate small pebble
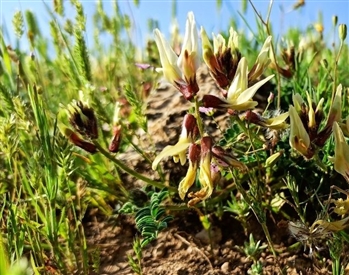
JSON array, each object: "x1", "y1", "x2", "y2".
[
  {"x1": 221, "y1": 262, "x2": 231, "y2": 273},
  {"x1": 195, "y1": 227, "x2": 222, "y2": 244},
  {"x1": 152, "y1": 243, "x2": 166, "y2": 258}
]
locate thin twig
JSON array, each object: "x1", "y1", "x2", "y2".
[
  {"x1": 174, "y1": 233, "x2": 214, "y2": 271},
  {"x1": 93, "y1": 141, "x2": 177, "y2": 192},
  {"x1": 249, "y1": 0, "x2": 282, "y2": 109}
]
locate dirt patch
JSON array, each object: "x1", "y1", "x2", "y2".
[{"x1": 85, "y1": 210, "x2": 333, "y2": 275}]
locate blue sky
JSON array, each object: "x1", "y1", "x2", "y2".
[{"x1": 1, "y1": 0, "x2": 349, "y2": 53}]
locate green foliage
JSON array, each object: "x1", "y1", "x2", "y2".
[
  {"x1": 53, "y1": 0, "x2": 64, "y2": 16},
  {"x1": 24, "y1": 10, "x2": 40, "y2": 45},
  {"x1": 127, "y1": 237, "x2": 143, "y2": 275},
  {"x1": 135, "y1": 190, "x2": 173, "y2": 248},
  {"x1": 240, "y1": 234, "x2": 267, "y2": 262},
  {"x1": 124, "y1": 84, "x2": 147, "y2": 131}
]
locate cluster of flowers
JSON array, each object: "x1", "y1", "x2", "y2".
[
  {"x1": 151, "y1": 12, "x2": 286, "y2": 205},
  {"x1": 59, "y1": 11, "x2": 348, "y2": 205},
  {"x1": 151, "y1": 11, "x2": 348, "y2": 205}
]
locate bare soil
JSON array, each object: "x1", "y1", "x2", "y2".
[{"x1": 85, "y1": 210, "x2": 333, "y2": 275}]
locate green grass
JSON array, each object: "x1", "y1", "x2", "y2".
[{"x1": 1, "y1": 0, "x2": 349, "y2": 274}]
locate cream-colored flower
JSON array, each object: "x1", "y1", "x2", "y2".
[
  {"x1": 223, "y1": 57, "x2": 274, "y2": 110},
  {"x1": 178, "y1": 144, "x2": 200, "y2": 200},
  {"x1": 249, "y1": 36, "x2": 272, "y2": 81},
  {"x1": 264, "y1": 112, "x2": 289, "y2": 130},
  {"x1": 154, "y1": 12, "x2": 199, "y2": 100},
  {"x1": 200, "y1": 26, "x2": 240, "y2": 89},
  {"x1": 154, "y1": 28, "x2": 182, "y2": 84},
  {"x1": 212, "y1": 27, "x2": 239, "y2": 55},
  {"x1": 200, "y1": 26, "x2": 217, "y2": 73},
  {"x1": 306, "y1": 92, "x2": 316, "y2": 129},
  {"x1": 152, "y1": 140, "x2": 191, "y2": 171},
  {"x1": 330, "y1": 122, "x2": 349, "y2": 182},
  {"x1": 327, "y1": 84, "x2": 342, "y2": 125},
  {"x1": 292, "y1": 93, "x2": 304, "y2": 112},
  {"x1": 152, "y1": 114, "x2": 198, "y2": 170},
  {"x1": 289, "y1": 105, "x2": 312, "y2": 158},
  {"x1": 245, "y1": 110, "x2": 289, "y2": 130},
  {"x1": 177, "y1": 12, "x2": 199, "y2": 83}
]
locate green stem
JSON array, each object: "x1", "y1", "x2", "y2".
[
  {"x1": 232, "y1": 171, "x2": 276, "y2": 256},
  {"x1": 93, "y1": 141, "x2": 177, "y2": 192},
  {"x1": 332, "y1": 40, "x2": 343, "y2": 100},
  {"x1": 233, "y1": 115, "x2": 265, "y2": 144},
  {"x1": 260, "y1": 222, "x2": 276, "y2": 256},
  {"x1": 313, "y1": 153, "x2": 328, "y2": 173},
  {"x1": 248, "y1": 0, "x2": 281, "y2": 109},
  {"x1": 194, "y1": 96, "x2": 204, "y2": 137}
]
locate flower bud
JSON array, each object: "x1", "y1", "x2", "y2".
[
  {"x1": 63, "y1": 127, "x2": 97, "y2": 154},
  {"x1": 210, "y1": 164, "x2": 221, "y2": 187},
  {"x1": 265, "y1": 150, "x2": 283, "y2": 168},
  {"x1": 183, "y1": 113, "x2": 199, "y2": 140},
  {"x1": 339, "y1": 24, "x2": 347, "y2": 41},
  {"x1": 332, "y1": 15, "x2": 338, "y2": 27},
  {"x1": 321, "y1": 59, "x2": 328, "y2": 69},
  {"x1": 314, "y1": 23, "x2": 324, "y2": 33},
  {"x1": 212, "y1": 146, "x2": 247, "y2": 171},
  {"x1": 108, "y1": 125, "x2": 122, "y2": 153},
  {"x1": 245, "y1": 110, "x2": 264, "y2": 125},
  {"x1": 267, "y1": 92, "x2": 274, "y2": 104}
]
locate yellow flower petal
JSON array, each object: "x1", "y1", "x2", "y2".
[
  {"x1": 292, "y1": 93, "x2": 304, "y2": 112},
  {"x1": 178, "y1": 161, "x2": 197, "y2": 200},
  {"x1": 289, "y1": 105, "x2": 311, "y2": 157},
  {"x1": 332, "y1": 122, "x2": 349, "y2": 181},
  {"x1": 152, "y1": 142, "x2": 191, "y2": 170},
  {"x1": 265, "y1": 112, "x2": 289, "y2": 130},
  {"x1": 234, "y1": 74, "x2": 274, "y2": 106},
  {"x1": 198, "y1": 155, "x2": 213, "y2": 201},
  {"x1": 227, "y1": 57, "x2": 248, "y2": 102}
]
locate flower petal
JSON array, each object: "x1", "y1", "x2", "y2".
[
  {"x1": 178, "y1": 161, "x2": 197, "y2": 200},
  {"x1": 266, "y1": 112, "x2": 289, "y2": 128},
  {"x1": 154, "y1": 29, "x2": 182, "y2": 83},
  {"x1": 234, "y1": 74, "x2": 274, "y2": 105},
  {"x1": 227, "y1": 57, "x2": 248, "y2": 102},
  {"x1": 152, "y1": 142, "x2": 191, "y2": 170},
  {"x1": 289, "y1": 105, "x2": 311, "y2": 157},
  {"x1": 332, "y1": 122, "x2": 349, "y2": 181}
]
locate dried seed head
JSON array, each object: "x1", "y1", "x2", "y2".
[{"x1": 68, "y1": 101, "x2": 98, "y2": 139}]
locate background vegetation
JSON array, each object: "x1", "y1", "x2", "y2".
[{"x1": 1, "y1": 0, "x2": 349, "y2": 274}]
